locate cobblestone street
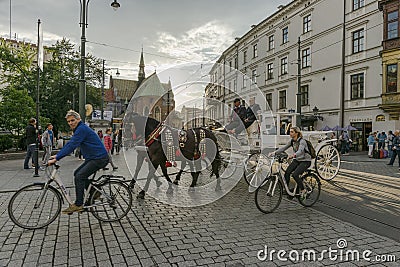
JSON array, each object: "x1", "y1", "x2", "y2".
[{"x1": 0, "y1": 153, "x2": 399, "y2": 266}]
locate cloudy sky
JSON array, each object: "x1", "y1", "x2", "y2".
[
  {"x1": 0, "y1": 0, "x2": 290, "y2": 106},
  {"x1": 0, "y1": 1, "x2": 291, "y2": 72}
]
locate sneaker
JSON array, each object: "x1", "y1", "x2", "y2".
[
  {"x1": 62, "y1": 204, "x2": 83, "y2": 214},
  {"x1": 387, "y1": 163, "x2": 393, "y2": 166},
  {"x1": 39, "y1": 166, "x2": 46, "y2": 171}
]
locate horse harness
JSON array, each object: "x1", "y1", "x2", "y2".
[{"x1": 144, "y1": 122, "x2": 208, "y2": 167}]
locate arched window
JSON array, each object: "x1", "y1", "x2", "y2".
[{"x1": 155, "y1": 106, "x2": 161, "y2": 122}]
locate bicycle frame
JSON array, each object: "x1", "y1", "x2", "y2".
[
  {"x1": 263, "y1": 157, "x2": 298, "y2": 197},
  {"x1": 40, "y1": 166, "x2": 108, "y2": 208}
]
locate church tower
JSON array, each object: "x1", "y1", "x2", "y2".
[{"x1": 138, "y1": 48, "x2": 145, "y2": 87}]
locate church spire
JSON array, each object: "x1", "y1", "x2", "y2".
[{"x1": 138, "y1": 47, "x2": 145, "y2": 86}]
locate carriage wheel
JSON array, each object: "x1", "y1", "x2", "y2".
[{"x1": 315, "y1": 144, "x2": 341, "y2": 181}]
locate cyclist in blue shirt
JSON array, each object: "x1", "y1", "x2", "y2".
[{"x1": 48, "y1": 110, "x2": 109, "y2": 214}]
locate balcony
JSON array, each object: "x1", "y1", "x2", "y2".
[{"x1": 380, "y1": 92, "x2": 400, "y2": 114}]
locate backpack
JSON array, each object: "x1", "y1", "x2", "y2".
[{"x1": 291, "y1": 138, "x2": 316, "y2": 159}]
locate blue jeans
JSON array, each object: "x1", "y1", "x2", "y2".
[
  {"x1": 73, "y1": 157, "x2": 109, "y2": 206},
  {"x1": 24, "y1": 144, "x2": 37, "y2": 169},
  {"x1": 388, "y1": 150, "x2": 400, "y2": 167},
  {"x1": 388, "y1": 145, "x2": 393, "y2": 158}
]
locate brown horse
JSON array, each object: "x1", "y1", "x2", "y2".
[{"x1": 128, "y1": 114, "x2": 222, "y2": 198}]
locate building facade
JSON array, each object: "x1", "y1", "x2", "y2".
[
  {"x1": 379, "y1": 0, "x2": 400, "y2": 125},
  {"x1": 207, "y1": 0, "x2": 396, "y2": 151}
]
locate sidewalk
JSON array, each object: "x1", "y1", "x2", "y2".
[{"x1": 0, "y1": 154, "x2": 398, "y2": 266}]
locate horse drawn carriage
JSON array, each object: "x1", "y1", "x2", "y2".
[{"x1": 212, "y1": 111, "x2": 341, "y2": 189}]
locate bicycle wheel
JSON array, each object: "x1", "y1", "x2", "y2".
[
  {"x1": 298, "y1": 172, "x2": 321, "y2": 207},
  {"x1": 90, "y1": 180, "x2": 132, "y2": 222},
  {"x1": 255, "y1": 176, "x2": 283, "y2": 213},
  {"x1": 8, "y1": 184, "x2": 62, "y2": 229}
]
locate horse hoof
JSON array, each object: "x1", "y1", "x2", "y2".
[
  {"x1": 156, "y1": 180, "x2": 162, "y2": 188},
  {"x1": 137, "y1": 191, "x2": 145, "y2": 199},
  {"x1": 215, "y1": 185, "x2": 222, "y2": 191},
  {"x1": 173, "y1": 180, "x2": 179, "y2": 185},
  {"x1": 166, "y1": 188, "x2": 173, "y2": 195}
]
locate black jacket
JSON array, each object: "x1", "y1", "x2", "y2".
[
  {"x1": 25, "y1": 124, "x2": 36, "y2": 145},
  {"x1": 246, "y1": 104, "x2": 261, "y2": 122},
  {"x1": 231, "y1": 106, "x2": 246, "y2": 122}
]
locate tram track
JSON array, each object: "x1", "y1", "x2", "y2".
[{"x1": 313, "y1": 170, "x2": 400, "y2": 242}]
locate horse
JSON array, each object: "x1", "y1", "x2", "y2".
[{"x1": 127, "y1": 114, "x2": 222, "y2": 198}]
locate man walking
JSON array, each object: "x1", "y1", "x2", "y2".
[
  {"x1": 387, "y1": 130, "x2": 400, "y2": 169},
  {"x1": 41, "y1": 123, "x2": 53, "y2": 164},
  {"x1": 23, "y1": 118, "x2": 37, "y2": 169}
]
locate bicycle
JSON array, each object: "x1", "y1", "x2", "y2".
[
  {"x1": 253, "y1": 153, "x2": 321, "y2": 213},
  {"x1": 8, "y1": 164, "x2": 133, "y2": 229}
]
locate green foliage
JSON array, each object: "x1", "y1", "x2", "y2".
[
  {"x1": 0, "y1": 135, "x2": 14, "y2": 151},
  {"x1": 0, "y1": 38, "x2": 104, "y2": 135},
  {"x1": 0, "y1": 88, "x2": 35, "y2": 134}
]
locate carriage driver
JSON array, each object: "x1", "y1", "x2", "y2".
[
  {"x1": 225, "y1": 98, "x2": 246, "y2": 134},
  {"x1": 48, "y1": 110, "x2": 109, "y2": 214},
  {"x1": 269, "y1": 126, "x2": 311, "y2": 200}
]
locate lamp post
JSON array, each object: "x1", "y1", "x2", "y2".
[{"x1": 78, "y1": 0, "x2": 120, "y2": 122}]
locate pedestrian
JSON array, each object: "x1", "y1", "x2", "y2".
[
  {"x1": 225, "y1": 98, "x2": 246, "y2": 134},
  {"x1": 41, "y1": 123, "x2": 53, "y2": 164},
  {"x1": 23, "y1": 118, "x2": 38, "y2": 169},
  {"x1": 377, "y1": 131, "x2": 387, "y2": 150},
  {"x1": 340, "y1": 130, "x2": 350, "y2": 155},
  {"x1": 47, "y1": 110, "x2": 109, "y2": 214},
  {"x1": 367, "y1": 132, "x2": 375, "y2": 158},
  {"x1": 103, "y1": 128, "x2": 118, "y2": 171},
  {"x1": 387, "y1": 130, "x2": 400, "y2": 169},
  {"x1": 115, "y1": 129, "x2": 120, "y2": 155},
  {"x1": 97, "y1": 130, "x2": 103, "y2": 140},
  {"x1": 387, "y1": 130, "x2": 394, "y2": 158}
]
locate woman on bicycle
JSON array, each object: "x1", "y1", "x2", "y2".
[{"x1": 270, "y1": 126, "x2": 311, "y2": 199}]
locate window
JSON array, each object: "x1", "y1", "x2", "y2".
[
  {"x1": 265, "y1": 93, "x2": 272, "y2": 110},
  {"x1": 352, "y1": 29, "x2": 364, "y2": 54},
  {"x1": 350, "y1": 73, "x2": 364, "y2": 99},
  {"x1": 268, "y1": 35, "x2": 274, "y2": 50},
  {"x1": 253, "y1": 44, "x2": 258, "y2": 58},
  {"x1": 234, "y1": 79, "x2": 237, "y2": 92},
  {"x1": 234, "y1": 57, "x2": 238, "y2": 69},
  {"x1": 279, "y1": 90, "x2": 286, "y2": 109},
  {"x1": 387, "y1": 11, "x2": 399, "y2": 39},
  {"x1": 228, "y1": 81, "x2": 232, "y2": 91},
  {"x1": 300, "y1": 85, "x2": 309, "y2": 106},
  {"x1": 267, "y1": 63, "x2": 274, "y2": 80},
  {"x1": 251, "y1": 69, "x2": 257, "y2": 83},
  {"x1": 282, "y1": 27, "x2": 288, "y2": 44},
  {"x1": 281, "y1": 57, "x2": 288, "y2": 75},
  {"x1": 302, "y1": 48, "x2": 311, "y2": 68},
  {"x1": 387, "y1": 64, "x2": 398, "y2": 93},
  {"x1": 229, "y1": 60, "x2": 232, "y2": 70},
  {"x1": 243, "y1": 50, "x2": 247, "y2": 64},
  {"x1": 303, "y1": 14, "x2": 311, "y2": 33},
  {"x1": 353, "y1": 0, "x2": 364, "y2": 11}
]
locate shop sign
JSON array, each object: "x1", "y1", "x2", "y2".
[{"x1": 349, "y1": 117, "x2": 372, "y2": 122}]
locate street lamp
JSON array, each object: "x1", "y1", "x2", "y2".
[
  {"x1": 79, "y1": 0, "x2": 120, "y2": 122},
  {"x1": 313, "y1": 106, "x2": 323, "y2": 121}
]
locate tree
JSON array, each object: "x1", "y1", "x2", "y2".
[
  {"x1": 0, "y1": 38, "x2": 104, "y2": 134},
  {"x1": 0, "y1": 87, "x2": 35, "y2": 135}
]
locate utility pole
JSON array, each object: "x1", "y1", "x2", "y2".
[
  {"x1": 296, "y1": 37, "x2": 302, "y2": 128},
  {"x1": 101, "y1": 59, "x2": 105, "y2": 120},
  {"x1": 339, "y1": 0, "x2": 346, "y2": 128},
  {"x1": 79, "y1": 0, "x2": 87, "y2": 122}
]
